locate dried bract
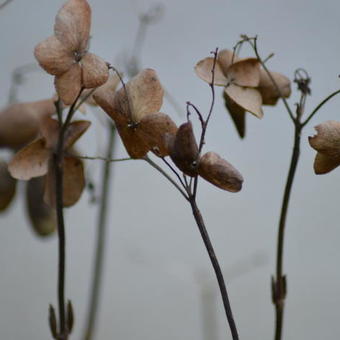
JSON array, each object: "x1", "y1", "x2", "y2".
[{"x1": 0, "y1": 160, "x2": 16, "y2": 211}]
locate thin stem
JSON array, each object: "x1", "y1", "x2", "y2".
[
  {"x1": 78, "y1": 155, "x2": 131, "y2": 162},
  {"x1": 0, "y1": 0, "x2": 13, "y2": 10},
  {"x1": 83, "y1": 124, "x2": 117, "y2": 340},
  {"x1": 189, "y1": 197, "x2": 239, "y2": 340}
]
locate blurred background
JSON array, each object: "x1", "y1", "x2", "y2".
[{"x1": 1, "y1": 0, "x2": 340, "y2": 339}]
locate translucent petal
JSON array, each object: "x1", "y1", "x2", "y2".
[
  {"x1": 194, "y1": 57, "x2": 228, "y2": 86},
  {"x1": 227, "y1": 58, "x2": 260, "y2": 87},
  {"x1": 81, "y1": 53, "x2": 109, "y2": 88}
]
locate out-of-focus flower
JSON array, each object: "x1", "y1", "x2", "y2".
[
  {"x1": 9, "y1": 117, "x2": 90, "y2": 207},
  {"x1": 94, "y1": 68, "x2": 177, "y2": 158},
  {"x1": 0, "y1": 160, "x2": 16, "y2": 211},
  {"x1": 309, "y1": 121, "x2": 340, "y2": 174},
  {"x1": 34, "y1": 0, "x2": 109, "y2": 105}
]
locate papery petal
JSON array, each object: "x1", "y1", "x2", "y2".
[
  {"x1": 0, "y1": 160, "x2": 16, "y2": 212},
  {"x1": 313, "y1": 152, "x2": 340, "y2": 174},
  {"x1": 54, "y1": 0, "x2": 91, "y2": 52},
  {"x1": 8, "y1": 139, "x2": 50, "y2": 180},
  {"x1": 194, "y1": 57, "x2": 228, "y2": 86},
  {"x1": 64, "y1": 120, "x2": 91, "y2": 149},
  {"x1": 225, "y1": 84, "x2": 263, "y2": 118},
  {"x1": 169, "y1": 121, "x2": 199, "y2": 176},
  {"x1": 198, "y1": 152, "x2": 243, "y2": 192},
  {"x1": 227, "y1": 58, "x2": 260, "y2": 87},
  {"x1": 258, "y1": 70, "x2": 291, "y2": 105},
  {"x1": 26, "y1": 177, "x2": 56, "y2": 236},
  {"x1": 309, "y1": 121, "x2": 340, "y2": 157},
  {"x1": 126, "y1": 69, "x2": 164, "y2": 122},
  {"x1": 40, "y1": 116, "x2": 60, "y2": 149},
  {"x1": 223, "y1": 93, "x2": 246, "y2": 139},
  {"x1": 138, "y1": 112, "x2": 178, "y2": 157},
  {"x1": 218, "y1": 49, "x2": 239, "y2": 74},
  {"x1": 81, "y1": 53, "x2": 109, "y2": 88},
  {"x1": 55, "y1": 63, "x2": 82, "y2": 105},
  {"x1": 34, "y1": 36, "x2": 74, "y2": 76}
]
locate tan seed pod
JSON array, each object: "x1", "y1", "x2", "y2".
[
  {"x1": 198, "y1": 152, "x2": 243, "y2": 192},
  {"x1": 0, "y1": 160, "x2": 16, "y2": 212}
]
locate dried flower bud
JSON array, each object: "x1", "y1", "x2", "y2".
[
  {"x1": 169, "y1": 121, "x2": 199, "y2": 176},
  {"x1": 0, "y1": 160, "x2": 16, "y2": 211},
  {"x1": 198, "y1": 152, "x2": 243, "y2": 192}
]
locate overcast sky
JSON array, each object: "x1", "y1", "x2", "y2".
[{"x1": 1, "y1": 0, "x2": 340, "y2": 339}]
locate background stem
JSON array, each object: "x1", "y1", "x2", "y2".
[{"x1": 83, "y1": 124, "x2": 116, "y2": 340}]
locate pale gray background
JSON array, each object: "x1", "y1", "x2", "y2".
[{"x1": 0, "y1": 0, "x2": 340, "y2": 339}]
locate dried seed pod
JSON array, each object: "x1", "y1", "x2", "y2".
[
  {"x1": 198, "y1": 152, "x2": 243, "y2": 192},
  {"x1": 169, "y1": 121, "x2": 199, "y2": 176},
  {"x1": 0, "y1": 160, "x2": 16, "y2": 211}
]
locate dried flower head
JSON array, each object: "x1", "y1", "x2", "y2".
[
  {"x1": 94, "y1": 68, "x2": 178, "y2": 158},
  {"x1": 8, "y1": 117, "x2": 90, "y2": 207},
  {"x1": 309, "y1": 120, "x2": 340, "y2": 174},
  {"x1": 34, "y1": 0, "x2": 109, "y2": 105}
]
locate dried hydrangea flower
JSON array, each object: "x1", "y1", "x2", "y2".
[
  {"x1": 309, "y1": 120, "x2": 340, "y2": 174},
  {"x1": 94, "y1": 68, "x2": 177, "y2": 158},
  {"x1": 34, "y1": 0, "x2": 109, "y2": 105},
  {"x1": 0, "y1": 98, "x2": 56, "y2": 149},
  {"x1": 8, "y1": 117, "x2": 90, "y2": 207}
]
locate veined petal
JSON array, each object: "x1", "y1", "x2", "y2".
[
  {"x1": 313, "y1": 152, "x2": 340, "y2": 175},
  {"x1": 225, "y1": 84, "x2": 263, "y2": 118},
  {"x1": 194, "y1": 57, "x2": 228, "y2": 86},
  {"x1": 218, "y1": 49, "x2": 239, "y2": 74},
  {"x1": 227, "y1": 58, "x2": 260, "y2": 87},
  {"x1": 34, "y1": 36, "x2": 74, "y2": 75},
  {"x1": 55, "y1": 63, "x2": 82, "y2": 105},
  {"x1": 81, "y1": 53, "x2": 109, "y2": 88},
  {"x1": 54, "y1": 0, "x2": 91, "y2": 52},
  {"x1": 8, "y1": 139, "x2": 50, "y2": 180}
]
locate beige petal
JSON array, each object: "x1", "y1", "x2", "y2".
[
  {"x1": 313, "y1": 152, "x2": 340, "y2": 175},
  {"x1": 138, "y1": 112, "x2": 178, "y2": 157},
  {"x1": 55, "y1": 63, "x2": 82, "y2": 105},
  {"x1": 194, "y1": 57, "x2": 228, "y2": 86},
  {"x1": 225, "y1": 84, "x2": 263, "y2": 118},
  {"x1": 217, "y1": 49, "x2": 239, "y2": 74},
  {"x1": 34, "y1": 36, "x2": 74, "y2": 76},
  {"x1": 26, "y1": 177, "x2": 56, "y2": 236},
  {"x1": 54, "y1": 0, "x2": 91, "y2": 52},
  {"x1": 227, "y1": 58, "x2": 260, "y2": 87},
  {"x1": 223, "y1": 93, "x2": 246, "y2": 139},
  {"x1": 0, "y1": 160, "x2": 16, "y2": 212},
  {"x1": 8, "y1": 139, "x2": 50, "y2": 180},
  {"x1": 258, "y1": 70, "x2": 291, "y2": 105},
  {"x1": 81, "y1": 53, "x2": 109, "y2": 88},
  {"x1": 169, "y1": 121, "x2": 199, "y2": 176},
  {"x1": 309, "y1": 121, "x2": 340, "y2": 158},
  {"x1": 198, "y1": 152, "x2": 243, "y2": 192},
  {"x1": 39, "y1": 116, "x2": 60, "y2": 149},
  {"x1": 126, "y1": 69, "x2": 164, "y2": 122},
  {"x1": 64, "y1": 120, "x2": 91, "y2": 149}
]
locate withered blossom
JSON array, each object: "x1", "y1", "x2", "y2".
[
  {"x1": 8, "y1": 116, "x2": 90, "y2": 207},
  {"x1": 309, "y1": 120, "x2": 340, "y2": 174},
  {"x1": 34, "y1": 0, "x2": 109, "y2": 105},
  {"x1": 94, "y1": 68, "x2": 177, "y2": 158},
  {"x1": 0, "y1": 160, "x2": 16, "y2": 211}
]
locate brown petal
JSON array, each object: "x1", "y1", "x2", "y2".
[
  {"x1": 227, "y1": 58, "x2": 260, "y2": 87},
  {"x1": 139, "y1": 112, "x2": 178, "y2": 157},
  {"x1": 81, "y1": 53, "x2": 109, "y2": 88},
  {"x1": 169, "y1": 121, "x2": 199, "y2": 176},
  {"x1": 8, "y1": 139, "x2": 50, "y2": 180},
  {"x1": 26, "y1": 177, "x2": 57, "y2": 236},
  {"x1": 34, "y1": 36, "x2": 74, "y2": 76},
  {"x1": 64, "y1": 120, "x2": 91, "y2": 149},
  {"x1": 217, "y1": 49, "x2": 239, "y2": 73},
  {"x1": 313, "y1": 152, "x2": 340, "y2": 175},
  {"x1": 126, "y1": 69, "x2": 164, "y2": 122},
  {"x1": 194, "y1": 57, "x2": 228, "y2": 86},
  {"x1": 225, "y1": 84, "x2": 263, "y2": 118},
  {"x1": 0, "y1": 160, "x2": 16, "y2": 212},
  {"x1": 54, "y1": 0, "x2": 91, "y2": 52},
  {"x1": 40, "y1": 116, "x2": 60, "y2": 149},
  {"x1": 258, "y1": 70, "x2": 291, "y2": 105},
  {"x1": 55, "y1": 63, "x2": 82, "y2": 105},
  {"x1": 198, "y1": 152, "x2": 243, "y2": 192},
  {"x1": 308, "y1": 121, "x2": 340, "y2": 157},
  {"x1": 44, "y1": 156, "x2": 85, "y2": 207},
  {"x1": 223, "y1": 93, "x2": 246, "y2": 139}
]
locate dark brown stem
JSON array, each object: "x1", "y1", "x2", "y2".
[
  {"x1": 83, "y1": 124, "x2": 117, "y2": 340},
  {"x1": 189, "y1": 196, "x2": 239, "y2": 340}
]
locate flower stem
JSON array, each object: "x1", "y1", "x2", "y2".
[{"x1": 83, "y1": 123, "x2": 116, "y2": 340}]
